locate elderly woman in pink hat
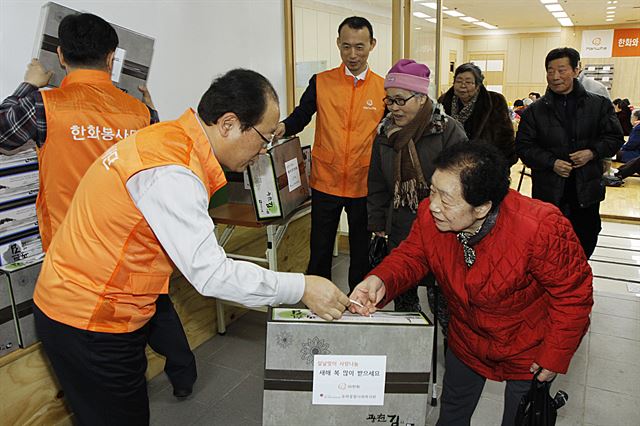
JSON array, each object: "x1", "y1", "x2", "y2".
[{"x1": 366, "y1": 59, "x2": 467, "y2": 322}]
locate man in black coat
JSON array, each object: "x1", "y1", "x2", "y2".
[{"x1": 516, "y1": 47, "x2": 623, "y2": 259}]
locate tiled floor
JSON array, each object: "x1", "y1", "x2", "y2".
[{"x1": 148, "y1": 221, "x2": 640, "y2": 426}]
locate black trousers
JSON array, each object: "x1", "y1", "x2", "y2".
[
  {"x1": 35, "y1": 304, "x2": 150, "y2": 425},
  {"x1": 307, "y1": 189, "x2": 370, "y2": 291},
  {"x1": 565, "y1": 201, "x2": 601, "y2": 260},
  {"x1": 437, "y1": 350, "x2": 530, "y2": 426},
  {"x1": 147, "y1": 294, "x2": 197, "y2": 390}
]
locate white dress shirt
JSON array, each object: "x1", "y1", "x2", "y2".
[
  {"x1": 126, "y1": 165, "x2": 305, "y2": 307},
  {"x1": 345, "y1": 65, "x2": 369, "y2": 85}
]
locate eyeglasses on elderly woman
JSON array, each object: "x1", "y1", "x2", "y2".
[{"x1": 382, "y1": 94, "x2": 417, "y2": 106}]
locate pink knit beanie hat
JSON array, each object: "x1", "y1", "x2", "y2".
[{"x1": 384, "y1": 59, "x2": 431, "y2": 94}]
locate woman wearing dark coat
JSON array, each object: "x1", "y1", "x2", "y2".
[
  {"x1": 439, "y1": 63, "x2": 517, "y2": 165},
  {"x1": 613, "y1": 98, "x2": 632, "y2": 136},
  {"x1": 367, "y1": 59, "x2": 467, "y2": 334}
]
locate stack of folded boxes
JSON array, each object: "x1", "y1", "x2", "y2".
[{"x1": 0, "y1": 149, "x2": 44, "y2": 356}]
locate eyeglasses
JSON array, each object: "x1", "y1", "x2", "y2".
[
  {"x1": 252, "y1": 126, "x2": 275, "y2": 149},
  {"x1": 454, "y1": 79, "x2": 476, "y2": 87},
  {"x1": 382, "y1": 94, "x2": 416, "y2": 106}
]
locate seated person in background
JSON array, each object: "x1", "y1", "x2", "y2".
[
  {"x1": 617, "y1": 155, "x2": 640, "y2": 179},
  {"x1": 512, "y1": 99, "x2": 525, "y2": 119},
  {"x1": 613, "y1": 98, "x2": 632, "y2": 136},
  {"x1": 367, "y1": 59, "x2": 467, "y2": 324},
  {"x1": 617, "y1": 108, "x2": 640, "y2": 163},
  {"x1": 350, "y1": 142, "x2": 593, "y2": 426}
]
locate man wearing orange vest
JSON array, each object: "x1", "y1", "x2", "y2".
[
  {"x1": 275, "y1": 16, "x2": 386, "y2": 291},
  {"x1": 32, "y1": 68, "x2": 350, "y2": 425},
  {"x1": 0, "y1": 13, "x2": 196, "y2": 400}
]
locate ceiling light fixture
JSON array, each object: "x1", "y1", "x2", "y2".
[
  {"x1": 444, "y1": 10, "x2": 465, "y2": 17},
  {"x1": 607, "y1": 6, "x2": 616, "y2": 9},
  {"x1": 426, "y1": 18, "x2": 437, "y2": 23},
  {"x1": 557, "y1": 17, "x2": 574, "y2": 26},
  {"x1": 460, "y1": 16, "x2": 479, "y2": 22},
  {"x1": 552, "y1": 11, "x2": 568, "y2": 18},
  {"x1": 474, "y1": 21, "x2": 498, "y2": 30},
  {"x1": 606, "y1": 18, "x2": 613, "y2": 21},
  {"x1": 413, "y1": 12, "x2": 430, "y2": 19},
  {"x1": 546, "y1": 4, "x2": 564, "y2": 12},
  {"x1": 540, "y1": 0, "x2": 558, "y2": 3}
]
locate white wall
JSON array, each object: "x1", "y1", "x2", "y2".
[{"x1": 0, "y1": 0, "x2": 287, "y2": 120}]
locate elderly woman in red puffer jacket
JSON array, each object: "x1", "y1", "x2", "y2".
[{"x1": 350, "y1": 142, "x2": 592, "y2": 426}]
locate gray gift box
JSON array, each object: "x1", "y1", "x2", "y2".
[
  {"x1": 33, "y1": 2, "x2": 154, "y2": 103},
  {"x1": 263, "y1": 308, "x2": 433, "y2": 426},
  {"x1": 0, "y1": 233, "x2": 44, "y2": 266},
  {"x1": 226, "y1": 137, "x2": 310, "y2": 220}
]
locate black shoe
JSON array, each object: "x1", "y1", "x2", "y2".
[
  {"x1": 603, "y1": 175, "x2": 624, "y2": 187},
  {"x1": 173, "y1": 386, "x2": 193, "y2": 399}
]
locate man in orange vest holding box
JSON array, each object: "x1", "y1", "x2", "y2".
[
  {"x1": 32, "y1": 68, "x2": 350, "y2": 425},
  {"x1": 275, "y1": 16, "x2": 386, "y2": 292},
  {"x1": 0, "y1": 13, "x2": 196, "y2": 399}
]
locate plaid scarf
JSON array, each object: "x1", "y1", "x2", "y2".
[
  {"x1": 456, "y1": 206, "x2": 499, "y2": 267},
  {"x1": 451, "y1": 90, "x2": 480, "y2": 125},
  {"x1": 384, "y1": 99, "x2": 435, "y2": 212}
]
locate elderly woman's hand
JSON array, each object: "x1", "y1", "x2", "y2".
[
  {"x1": 530, "y1": 362, "x2": 557, "y2": 382},
  {"x1": 348, "y1": 275, "x2": 386, "y2": 316}
]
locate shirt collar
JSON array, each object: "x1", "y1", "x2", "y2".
[{"x1": 345, "y1": 65, "x2": 369, "y2": 81}]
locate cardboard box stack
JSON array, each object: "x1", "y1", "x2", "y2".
[{"x1": 0, "y1": 149, "x2": 43, "y2": 355}]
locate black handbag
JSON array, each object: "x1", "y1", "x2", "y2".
[
  {"x1": 368, "y1": 235, "x2": 388, "y2": 269},
  {"x1": 515, "y1": 370, "x2": 568, "y2": 426}
]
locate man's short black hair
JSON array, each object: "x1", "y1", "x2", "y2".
[
  {"x1": 58, "y1": 13, "x2": 118, "y2": 68},
  {"x1": 545, "y1": 47, "x2": 580, "y2": 70},
  {"x1": 514, "y1": 99, "x2": 524, "y2": 107},
  {"x1": 338, "y1": 16, "x2": 374, "y2": 40},
  {"x1": 454, "y1": 63, "x2": 484, "y2": 85},
  {"x1": 528, "y1": 92, "x2": 540, "y2": 99},
  {"x1": 433, "y1": 142, "x2": 510, "y2": 208},
  {"x1": 198, "y1": 69, "x2": 278, "y2": 131}
]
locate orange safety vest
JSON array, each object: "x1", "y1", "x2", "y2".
[
  {"x1": 33, "y1": 109, "x2": 226, "y2": 333},
  {"x1": 311, "y1": 65, "x2": 385, "y2": 198},
  {"x1": 38, "y1": 69, "x2": 150, "y2": 251}
]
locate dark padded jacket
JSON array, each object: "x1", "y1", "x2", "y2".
[{"x1": 516, "y1": 80, "x2": 624, "y2": 208}]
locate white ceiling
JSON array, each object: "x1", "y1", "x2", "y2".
[{"x1": 413, "y1": 0, "x2": 640, "y2": 32}]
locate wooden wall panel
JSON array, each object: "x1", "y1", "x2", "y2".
[
  {"x1": 505, "y1": 38, "x2": 521, "y2": 84},
  {"x1": 0, "y1": 344, "x2": 71, "y2": 426}
]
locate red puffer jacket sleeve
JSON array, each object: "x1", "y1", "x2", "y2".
[
  {"x1": 530, "y1": 211, "x2": 593, "y2": 374},
  {"x1": 369, "y1": 201, "x2": 432, "y2": 306}
]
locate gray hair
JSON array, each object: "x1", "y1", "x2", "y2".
[{"x1": 454, "y1": 63, "x2": 484, "y2": 85}]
